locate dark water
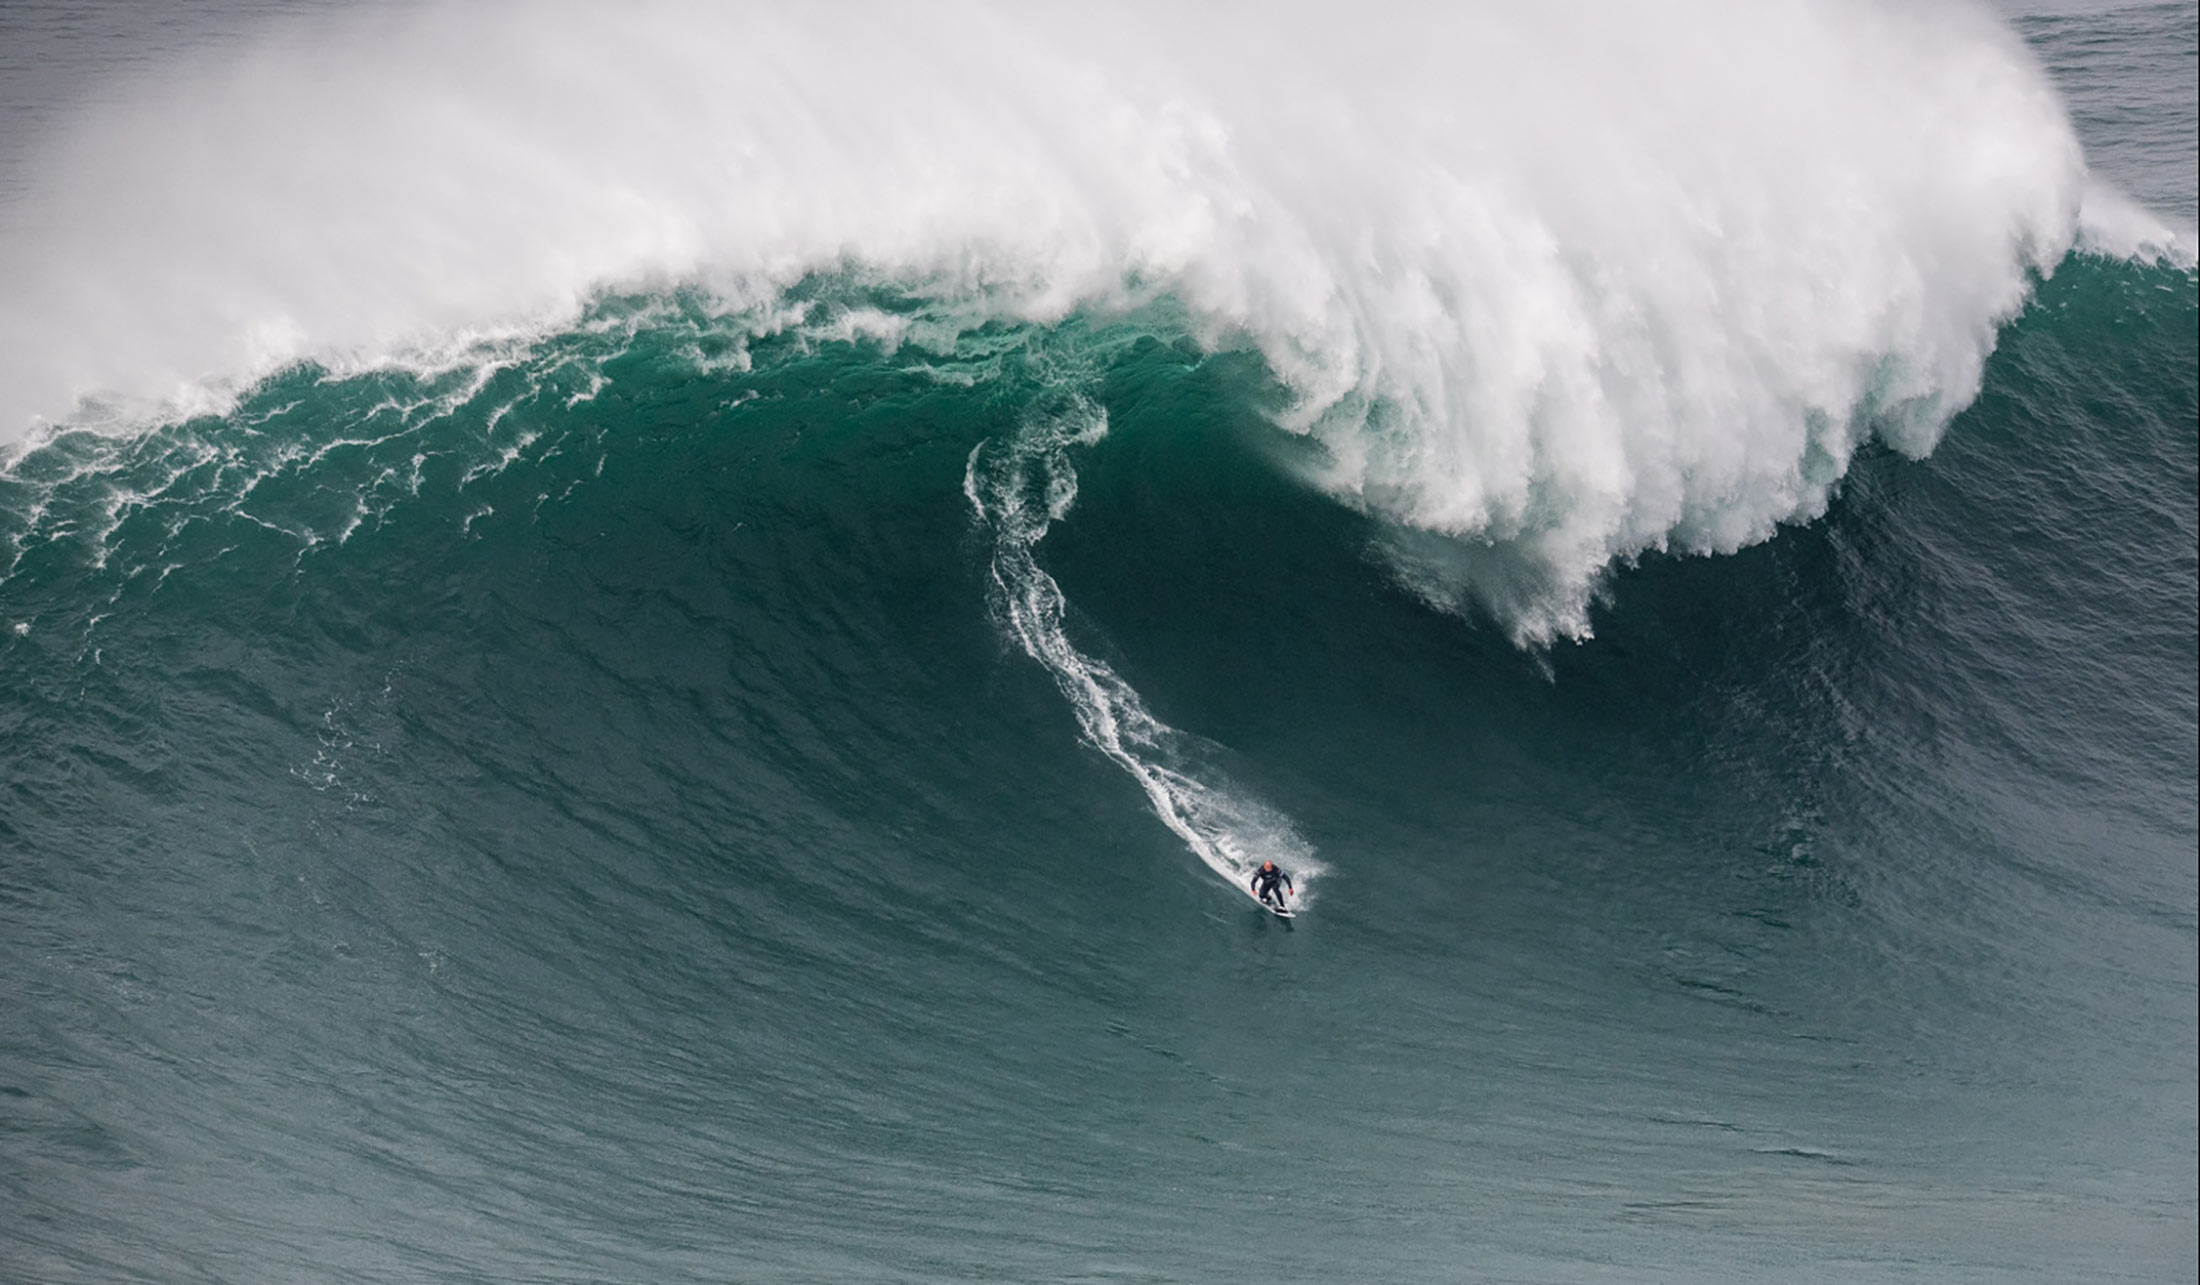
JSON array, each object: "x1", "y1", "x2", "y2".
[
  {"x1": 2014, "y1": 0, "x2": 2199, "y2": 224},
  {"x1": 2, "y1": 4, "x2": 2194, "y2": 1283}
]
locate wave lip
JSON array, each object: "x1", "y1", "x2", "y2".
[{"x1": 2077, "y1": 178, "x2": 2196, "y2": 266}]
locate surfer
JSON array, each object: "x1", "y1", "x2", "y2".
[{"x1": 1250, "y1": 860, "x2": 1294, "y2": 911}]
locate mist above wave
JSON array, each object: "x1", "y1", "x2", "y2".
[{"x1": 0, "y1": 0, "x2": 2146, "y2": 639}]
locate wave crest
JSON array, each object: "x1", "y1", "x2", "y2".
[{"x1": 0, "y1": 0, "x2": 2118, "y2": 638}]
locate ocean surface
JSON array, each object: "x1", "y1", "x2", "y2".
[{"x1": 1, "y1": 2, "x2": 2193, "y2": 1281}]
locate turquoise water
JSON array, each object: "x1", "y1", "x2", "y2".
[{"x1": 1, "y1": 3, "x2": 2194, "y2": 1281}]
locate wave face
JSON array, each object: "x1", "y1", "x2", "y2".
[{"x1": 0, "y1": 2, "x2": 2194, "y2": 1282}]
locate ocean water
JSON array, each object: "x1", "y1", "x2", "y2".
[{"x1": 0, "y1": 3, "x2": 2193, "y2": 1281}]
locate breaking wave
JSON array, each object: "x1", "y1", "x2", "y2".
[{"x1": 3, "y1": 0, "x2": 2184, "y2": 642}]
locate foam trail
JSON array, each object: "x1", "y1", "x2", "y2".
[
  {"x1": 0, "y1": 0, "x2": 2139, "y2": 640},
  {"x1": 964, "y1": 397, "x2": 1320, "y2": 904}
]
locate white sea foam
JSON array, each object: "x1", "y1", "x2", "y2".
[{"x1": 0, "y1": 0, "x2": 2130, "y2": 638}]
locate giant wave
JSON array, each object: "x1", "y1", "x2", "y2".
[
  {"x1": 0, "y1": 3, "x2": 2195, "y2": 1278},
  {"x1": 2, "y1": 0, "x2": 2185, "y2": 646}
]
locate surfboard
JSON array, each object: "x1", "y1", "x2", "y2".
[{"x1": 1263, "y1": 901, "x2": 1296, "y2": 919}]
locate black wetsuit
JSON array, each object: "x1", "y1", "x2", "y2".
[{"x1": 1250, "y1": 865, "x2": 1294, "y2": 907}]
